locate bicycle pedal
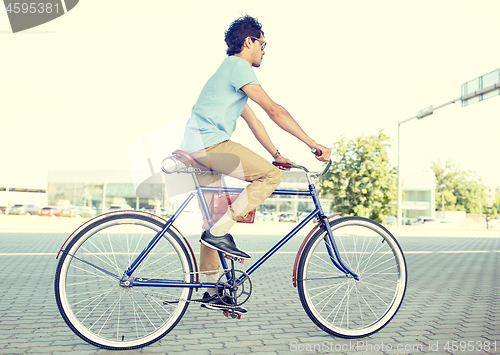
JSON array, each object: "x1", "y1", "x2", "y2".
[
  {"x1": 222, "y1": 310, "x2": 242, "y2": 319},
  {"x1": 224, "y1": 255, "x2": 244, "y2": 264}
]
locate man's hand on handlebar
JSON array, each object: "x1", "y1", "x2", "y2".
[
  {"x1": 312, "y1": 144, "x2": 332, "y2": 162},
  {"x1": 273, "y1": 155, "x2": 297, "y2": 170}
]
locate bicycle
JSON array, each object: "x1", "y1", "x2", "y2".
[{"x1": 54, "y1": 149, "x2": 407, "y2": 350}]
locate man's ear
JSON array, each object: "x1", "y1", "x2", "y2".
[{"x1": 243, "y1": 37, "x2": 251, "y2": 49}]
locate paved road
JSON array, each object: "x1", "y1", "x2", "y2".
[{"x1": 0, "y1": 224, "x2": 498, "y2": 355}]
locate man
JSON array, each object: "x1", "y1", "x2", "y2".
[{"x1": 179, "y1": 15, "x2": 331, "y2": 312}]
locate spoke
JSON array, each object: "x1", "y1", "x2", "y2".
[
  {"x1": 66, "y1": 278, "x2": 109, "y2": 287},
  {"x1": 126, "y1": 291, "x2": 159, "y2": 331},
  {"x1": 140, "y1": 292, "x2": 167, "y2": 323},
  {"x1": 137, "y1": 252, "x2": 177, "y2": 275},
  {"x1": 317, "y1": 280, "x2": 348, "y2": 311},
  {"x1": 325, "y1": 283, "x2": 353, "y2": 324},
  {"x1": 357, "y1": 239, "x2": 390, "y2": 275},
  {"x1": 360, "y1": 280, "x2": 396, "y2": 296},
  {"x1": 362, "y1": 264, "x2": 399, "y2": 280},
  {"x1": 81, "y1": 287, "x2": 117, "y2": 325},
  {"x1": 134, "y1": 239, "x2": 168, "y2": 276},
  {"x1": 355, "y1": 285, "x2": 364, "y2": 326},
  {"x1": 107, "y1": 233, "x2": 120, "y2": 275},
  {"x1": 311, "y1": 254, "x2": 341, "y2": 272},
  {"x1": 69, "y1": 262, "x2": 118, "y2": 283},
  {"x1": 126, "y1": 291, "x2": 148, "y2": 337},
  {"x1": 72, "y1": 285, "x2": 116, "y2": 309},
  {"x1": 83, "y1": 240, "x2": 122, "y2": 275},
  {"x1": 308, "y1": 283, "x2": 345, "y2": 291},
  {"x1": 358, "y1": 282, "x2": 389, "y2": 307},
  {"x1": 148, "y1": 292, "x2": 173, "y2": 316},
  {"x1": 354, "y1": 235, "x2": 376, "y2": 273},
  {"x1": 362, "y1": 256, "x2": 395, "y2": 276},
  {"x1": 310, "y1": 282, "x2": 346, "y2": 302},
  {"x1": 356, "y1": 286, "x2": 381, "y2": 319},
  {"x1": 95, "y1": 235, "x2": 122, "y2": 274},
  {"x1": 96, "y1": 290, "x2": 125, "y2": 335}
]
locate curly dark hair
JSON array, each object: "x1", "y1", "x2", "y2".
[{"x1": 224, "y1": 15, "x2": 264, "y2": 56}]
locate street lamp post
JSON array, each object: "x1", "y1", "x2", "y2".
[
  {"x1": 397, "y1": 68, "x2": 500, "y2": 229},
  {"x1": 397, "y1": 101, "x2": 458, "y2": 228},
  {"x1": 440, "y1": 183, "x2": 446, "y2": 216}
]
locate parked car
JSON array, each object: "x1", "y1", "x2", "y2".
[
  {"x1": 38, "y1": 206, "x2": 63, "y2": 217},
  {"x1": 438, "y1": 220, "x2": 456, "y2": 228},
  {"x1": 402, "y1": 217, "x2": 415, "y2": 225},
  {"x1": 411, "y1": 217, "x2": 439, "y2": 226},
  {"x1": 261, "y1": 212, "x2": 275, "y2": 222},
  {"x1": 160, "y1": 208, "x2": 173, "y2": 219},
  {"x1": 139, "y1": 205, "x2": 156, "y2": 213},
  {"x1": 108, "y1": 204, "x2": 133, "y2": 212},
  {"x1": 278, "y1": 213, "x2": 296, "y2": 222},
  {"x1": 62, "y1": 206, "x2": 97, "y2": 218},
  {"x1": 0, "y1": 206, "x2": 7, "y2": 214},
  {"x1": 385, "y1": 216, "x2": 397, "y2": 225},
  {"x1": 8, "y1": 204, "x2": 40, "y2": 216},
  {"x1": 488, "y1": 219, "x2": 500, "y2": 230}
]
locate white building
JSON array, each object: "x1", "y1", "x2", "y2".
[{"x1": 401, "y1": 172, "x2": 436, "y2": 220}]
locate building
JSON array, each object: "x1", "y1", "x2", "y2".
[
  {"x1": 0, "y1": 187, "x2": 47, "y2": 208},
  {"x1": 48, "y1": 170, "x2": 153, "y2": 213},
  {"x1": 401, "y1": 171, "x2": 436, "y2": 221}
]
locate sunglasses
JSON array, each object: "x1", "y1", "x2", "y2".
[{"x1": 249, "y1": 36, "x2": 266, "y2": 51}]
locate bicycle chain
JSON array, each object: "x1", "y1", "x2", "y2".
[{"x1": 124, "y1": 268, "x2": 252, "y2": 310}]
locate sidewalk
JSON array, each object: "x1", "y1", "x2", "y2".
[{"x1": 2, "y1": 214, "x2": 500, "y2": 238}]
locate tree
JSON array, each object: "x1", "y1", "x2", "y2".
[
  {"x1": 319, "y1": 131, "x2": 397, "y2": 223},
  {"x1": 431, "y1": 160, "x2": 460, "y2": 211},
  {"x1": 492, "y1": 192, "x2": 500, "y2": 215},
  {"x1": 430, "y1": 160, "x2": 487, "y2": 214}
]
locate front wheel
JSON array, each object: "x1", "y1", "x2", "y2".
[
  {"x1": 297, "y1": 216, "x2": 407, "y2": 338},
  {"x1": 55, "y1": 213, "x2": 194, "y2": 350}
]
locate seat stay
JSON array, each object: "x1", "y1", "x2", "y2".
[{"x1": 123, "y1": 191, "x2": 196, "y2": 278}]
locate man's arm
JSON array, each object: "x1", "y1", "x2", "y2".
[
  {"x1": 241, "y1": 84, "x2": 331, "y2": 161},
  {"x1": 240, "y1": 104, "x2": 296, "y2": 167}
]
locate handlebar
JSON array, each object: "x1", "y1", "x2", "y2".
[
  {"x1": 311, "y1": 147, "x2": 322, "y2": 156},
  {"x1": 272, "y1": 148, "x2": 332, "y2": 178}
]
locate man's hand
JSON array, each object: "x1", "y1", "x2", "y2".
[
  {"x1": 274, "y1": 155, "x2": 297, "y2": 170},
  {"x1": 313, "y1": 145, "x2": 332, "y2": 162}
]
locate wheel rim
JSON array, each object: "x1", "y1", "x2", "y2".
[
  {"x1": 300, "y1": 219, "x2": 406, "y2": 337},
  {"x1": 57, "y1": 217, "x2": 191, "y2": 348}
]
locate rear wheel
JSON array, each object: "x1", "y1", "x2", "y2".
[
  {"x1": 297, "y1": 216, "x2": 406, "y2": 338},
  {"x1": 55, "y1": 212, "x2": 193, "y2": 349}
]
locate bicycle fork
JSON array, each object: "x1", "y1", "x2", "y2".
[
  {"x1": 310, "y1": 184, "x2": 359, "y2": 280},
  {"x1": 318, "y1": 214, "x2": 359, "y2": 280}
]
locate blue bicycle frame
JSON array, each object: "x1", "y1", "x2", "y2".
[{"x1": 120, "y1": 178, "x2": 359, "y2": 289}]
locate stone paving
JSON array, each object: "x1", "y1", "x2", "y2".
[{"x1": 0, "y1": 225, "x2": 498, "y2": 355}]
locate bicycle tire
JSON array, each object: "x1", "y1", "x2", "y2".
[
  {"x1": 297, "y1": 216, "x2": 407, "y2": 338},
  {"x1": 55, "y1": 212, "x2": 194, "y2": 350}
]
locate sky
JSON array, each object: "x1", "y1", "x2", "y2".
[{"x1": 1, "y1": 0, "x2": 499, "y2": 189}]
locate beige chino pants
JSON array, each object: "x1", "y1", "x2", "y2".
[{"x1": 191, "y1": 140, "x2": 283, "y2": 274}]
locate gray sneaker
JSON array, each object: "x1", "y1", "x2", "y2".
[{"x1": 199, "y1": 292, "x2": 248, "y2": 314}]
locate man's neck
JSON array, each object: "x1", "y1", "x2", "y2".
[{"x1": 233, "y1": 53, "x2": 252, "y2": 67}]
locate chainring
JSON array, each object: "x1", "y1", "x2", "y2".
[{"x1": 215, "y1": 269, "x2": 252, "y2": 307}]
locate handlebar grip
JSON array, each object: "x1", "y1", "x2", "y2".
[
  {"x1": 272, "y1": 161, "x2": 292, "y2": 170},
  {"x1": 311, "y1": 148, "x2": 322, "y2": 156}
]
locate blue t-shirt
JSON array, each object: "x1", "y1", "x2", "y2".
[{"x1": 179, "y1": 56, "x2": 260, "y2": 153}]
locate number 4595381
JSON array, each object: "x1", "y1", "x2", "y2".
[
  {"x1": 444, "y1": 341, "x2": 496, "y2": 352},
  {"x1": 5, "y1": 3, "x2": 60, "y2": 14}
]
